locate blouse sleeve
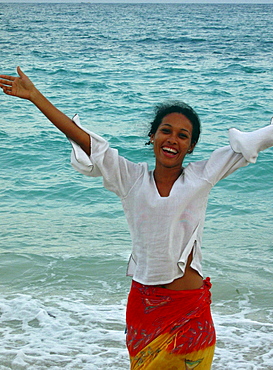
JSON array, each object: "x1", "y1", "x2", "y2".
[
  {"x1": 228, "y1": 118, "x2": 273, "y2": 163},
  {"x1": 69, "y1": 115, "x2": 144, "y2": 198},
  {"x1": 197, "y1": 120, "x2": 273, "y2": 186}
]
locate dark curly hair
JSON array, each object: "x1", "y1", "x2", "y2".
[{"x1": 147, "y1": 102, "x2": 201, "y2": 147}]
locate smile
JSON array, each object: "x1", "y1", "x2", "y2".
[{"x1": 162, "y1": 146, "x2": 178, "y2": 155}]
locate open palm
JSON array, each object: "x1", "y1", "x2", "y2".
[{"x1": 0, "y1": 66, "x2": 35, "y2": 100}]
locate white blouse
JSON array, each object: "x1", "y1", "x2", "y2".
[{"x1": 70, "y1": 115, "x2": 273, "y2": 285}]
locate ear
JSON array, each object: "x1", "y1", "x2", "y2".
[
  {"x1": 149, "y1": 134, "x2": 154, "y2": 144},
  {"x1": 187, "y1": 142, "x2": 196, "y2": 154}
]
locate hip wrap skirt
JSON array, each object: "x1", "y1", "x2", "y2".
[{"x1": 126, "y1": 277, "x2": 216, "y2": 370}]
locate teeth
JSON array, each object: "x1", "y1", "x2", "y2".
[{"x1": 163, "y1": 147, "x2": 178, "y2": 154}]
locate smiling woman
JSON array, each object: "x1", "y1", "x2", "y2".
[
  {"x1": 147, "y1": 102, "x2": 201, "y2": 147},
  {"x1": 151, "y1": 113, "x2": 195, "y2": 176},
  {"x1": 1, "y1": 68, "x2": 273, "y2": 369}
]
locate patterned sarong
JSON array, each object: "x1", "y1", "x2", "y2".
[{"x1": 126, "y1": 277, "x2": 216, "y2": 369}]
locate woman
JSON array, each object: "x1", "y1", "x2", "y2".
[{"x1": 1, "y1": 67, "x2": 272, "y2": 369}]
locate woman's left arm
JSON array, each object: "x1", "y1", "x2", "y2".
[
  {"x1": 229, "y1": 118, "x2": 273, "y2": 164},
  {"x1": 198, "y1": 118, "x2": 273, "y2": 186}
]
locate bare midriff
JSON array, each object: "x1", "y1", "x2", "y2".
[{"x1": 159, "y1": 251, "x2": 204, "y2": 291}]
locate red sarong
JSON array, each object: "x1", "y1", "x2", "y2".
[{"x1": 126, "y1": 277, "x2": 216, "y2": 369}]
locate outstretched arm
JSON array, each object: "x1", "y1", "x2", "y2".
[{"x1": 0, "y1": 67, "x2": 90, "y2": 156}]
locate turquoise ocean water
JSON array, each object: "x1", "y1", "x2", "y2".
[{"x1": 1, "y1": 3, "x2": 273, "y2": 369}]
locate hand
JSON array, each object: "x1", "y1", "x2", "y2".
[{"x1": 0, "y1": 66, "x2": 36, "y2": 100}]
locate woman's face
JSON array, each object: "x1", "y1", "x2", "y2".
[{"x1": 150, "y1": 112, "x2": 195, "y2": 171}]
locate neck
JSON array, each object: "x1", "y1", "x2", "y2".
[
  {"x1": 153, "y1": 166, "x2": 183, "y2": 184},
  {"x1": 153, "y1": 166, "x2": 183, "y2": 197}
]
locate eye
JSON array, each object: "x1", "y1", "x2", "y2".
[
  {"x1": 161, "y1": 128, "x2": 171, "y2": 134},
  {"x1": 179, "y1": 133, "x2": 189, "y2": 139}
]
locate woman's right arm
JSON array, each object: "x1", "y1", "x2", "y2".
[{"x1": 0, "y1": 66, "x2": 91, "y2": 156}]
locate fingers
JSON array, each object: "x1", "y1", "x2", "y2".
[
  {"x1": 0, "y1": 82, "x2": 12, "y2": 91},
  {"x1": 0, "y1": 86, "x2": 13, "y2": 96},
  {"x1": 0, "y1": 66, "x2": 23, "y2": 82},
  {"x1": 0, "y1": 79, "x2": 13, "y2": 96},
  {"x1": 0, "y1": 68, "x2": 17, "y2": 95},
  {"x1": 0, "y1": 67, "x2": 23, "y2": 84},
  {"x1": 0, "y1": 78, "x2": 13, "y2": 86},
  {"x1": 0, "y1": 67, "x2": 30, "y2": 98},
  {"x1": 17, "y1": 66, "x2": 24, "y2": 77},
  {"x1": 0, "y1": 76, "x2": 14, "y2": 96},
  {"x1": 0, "y1": 75, "x2": 16, "y2": 82}
]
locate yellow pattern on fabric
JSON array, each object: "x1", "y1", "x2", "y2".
[{"x1": 130, "y1": 332, "x2": 215, "y2": 370}]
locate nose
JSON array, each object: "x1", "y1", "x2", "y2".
[{"x1": 167, "y1": 133, "x2": 177, "y2": 145}]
